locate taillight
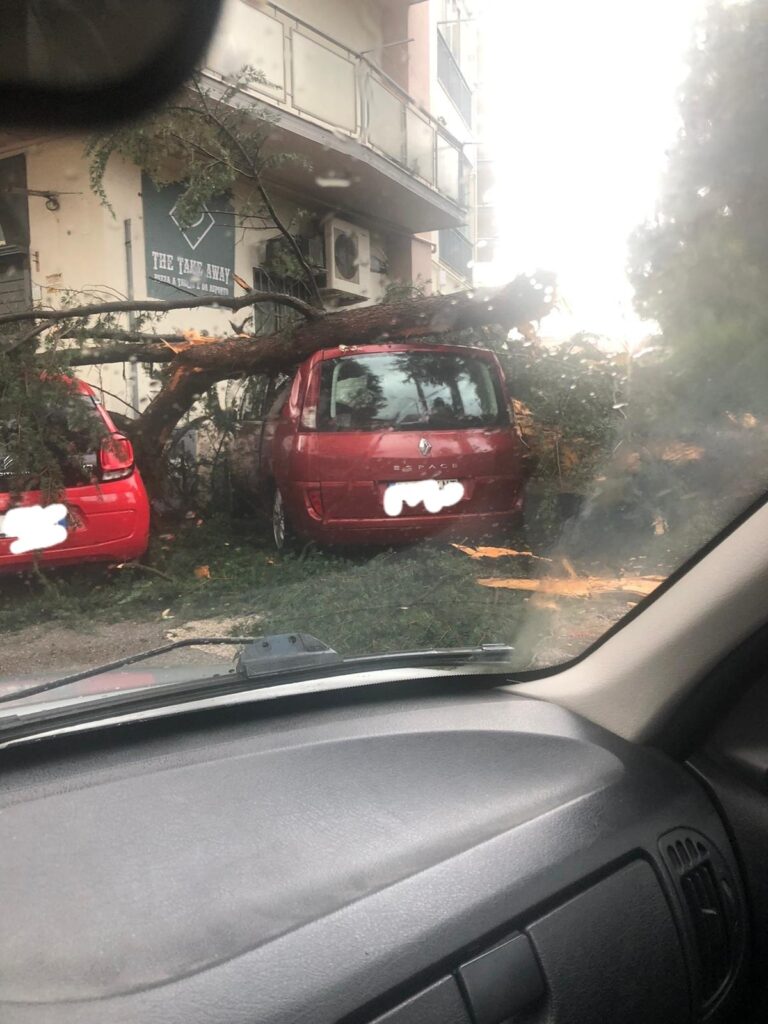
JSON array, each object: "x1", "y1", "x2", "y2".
[
  {"x1": 99, "y1": 433, "x2": 134, "y2": 481},
  {"x1": 300, "y1": 364, "x2": 321, "y2": 430},
  {"x1": 305, "y1": 485, "x2": 324, "y2": 520}
]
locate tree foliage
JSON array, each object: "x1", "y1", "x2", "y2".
[
  {"x1": 0, "y1": 342, "x2": 102, "y2": 499},
  {"x1": 629, "y1": 0, "x2": 768, "y2": 415},
  {"x1": 87, "y1": 68, "x2": 321, "y2": 303}
]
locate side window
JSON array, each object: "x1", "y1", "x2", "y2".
[
  {"x1": 267, "y1": 383, "x2": 291, "y2": 419},
  {"x1": 259, "y1": 373, "x2": 293, "y2": 419}
]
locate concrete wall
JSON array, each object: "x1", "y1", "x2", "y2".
[
  {"x1": 381, "y1": 2, "x2": 411, "y2": 91},
  {"x1": 407, "y1": 2, "x2": 432, "y2": 110},
  {"x1": 281, "y1": 0, "x2": 384, "y2": 54}
]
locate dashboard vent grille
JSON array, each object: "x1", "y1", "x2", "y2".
[{"x1": 663, "y1": 830, "x2": 740, "y2": 1014}]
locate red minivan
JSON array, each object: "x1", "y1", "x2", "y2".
[
  {"x1": 259, "y1": 343, "x2": 531, "y2": 548},
  {"x1": 0, "y1": 377, "x2": 150, "y2": 572}
]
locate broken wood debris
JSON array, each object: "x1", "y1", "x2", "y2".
[
  {"x1": 451, "y1": 543, "x2": 552, "y2": 562},
  {"x1": 452, "y1": 539, "x2": 664, "y2": 601},
  {"x1": 476, "y1": 575, "x2": 664, "y2": 599}
]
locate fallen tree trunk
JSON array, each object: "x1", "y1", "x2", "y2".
[
  {"x1": 131, "y1": 366, "x2": 221, "y2": 487},
  {"x1": 126, "y1": 275, "x2": 554, "y2": 475},
  {"x1": 171, "y1": 277, "x2": 551, "y2": 373}
]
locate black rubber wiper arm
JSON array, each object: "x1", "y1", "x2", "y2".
[
  {"x1": 0, "y1": 637, "x2": 260, "y2": 706},
  {"x1": 0, "y1": 634, "x2": 515, "y2": 708}
]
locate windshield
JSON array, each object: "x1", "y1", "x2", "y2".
[
  {"x1": 1, "y1": 0, "x2": 768, "y2": 702},
  {"x1": 317, "y1": 352, "x2": 503, "y2": 431}
]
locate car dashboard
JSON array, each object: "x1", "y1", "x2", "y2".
[{"x1": 0, "y1": 685, "x2": 746, "y2": 1024}]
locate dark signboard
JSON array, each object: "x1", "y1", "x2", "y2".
[{"x1": 141, "y1": 174, "x2": 235, "y2": 299}]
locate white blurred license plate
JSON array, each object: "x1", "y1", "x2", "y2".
[
  {"x1": 383, "y1": 479, "x2": 465, "y2": 516},
  {"x1": 0, "y1": 507, "x2": 77, "y2": 538}
]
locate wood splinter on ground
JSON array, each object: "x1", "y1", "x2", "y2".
[
  {"x1": 451, "y1": 543, "x2": 553, "y2": 562},
  {"x1": 476, "y1": 575, "x2": 665, "y2": 599},
  {"x1": 452, "y1": 542, "x2": 664, "y2": 601}
]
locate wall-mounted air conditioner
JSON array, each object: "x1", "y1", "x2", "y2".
[
  {"x1": 324, "y1": 217, "x2": 371, "y2": 297},
  {"x1": 264, "y1": 234, "x2": 325, "y2": 277}
]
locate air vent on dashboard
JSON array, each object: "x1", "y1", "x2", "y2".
[{"x1": 662, "y1": 829, "x2": 742, "y2": 1017}]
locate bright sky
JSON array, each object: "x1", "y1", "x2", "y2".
[{"x1": 476, "y1": 0, "x2": 708, "y2": 345}]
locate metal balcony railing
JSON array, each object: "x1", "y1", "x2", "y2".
[
  {"x1": 204, "y1": 0, "x2": 467, "y2": 208},
  {"x1": 437, "y1": 30, "x2": 472, "y2": 127},
  {"x1": 438, "y1": 227, "x2": 473, "y2": 278}
]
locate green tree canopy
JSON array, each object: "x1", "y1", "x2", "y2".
[{"x1": 629, "y1": 0, "x2": 768, "y2": 416}]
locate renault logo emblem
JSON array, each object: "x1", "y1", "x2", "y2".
[{"x1": 418, "y1": 437, "x2": 432, "y2": 456}]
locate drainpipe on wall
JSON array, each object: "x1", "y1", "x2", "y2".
[{"x1": 123, "y1": 219, "x2": 141, "y2": 417}]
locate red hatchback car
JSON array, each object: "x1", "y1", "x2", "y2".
[
  {"x1": 0, "y1": 377, "x2": 150, "y2": 572},
  {"x1": 258, "y1": 343, "x2": 532, "y2": 548}
]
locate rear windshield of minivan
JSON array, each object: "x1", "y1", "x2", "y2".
[{"x1": 316, "y1": 352, "x2": 506, "y2": 432}]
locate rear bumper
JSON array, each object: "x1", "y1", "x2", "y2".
[
  {"x1": 302, "y1": 512, "x2": 523, "y2": 546},
  {"x1": 0, "y1": 474, "x2": 150, "y2": 573},
  {"x1": 290, "y1": 493, "x2": 525, "y2": 547}
]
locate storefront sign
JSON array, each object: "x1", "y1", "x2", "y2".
[{"x1": 141, "y1": 174, "x2": 235, "y2": 299}]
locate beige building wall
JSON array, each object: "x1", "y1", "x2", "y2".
[
  {"x1": 1, "y1": 136, "x2": 149, "y2": 415},
  {"x1": 6, "y1": 137, "x2": 247, "y2": 414},
  {"x1": 279, "y1": 0, "x2": 385, "y2": 53}
]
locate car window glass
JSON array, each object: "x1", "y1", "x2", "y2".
[
  {"x1": 267, "y1": 384, "x2": 291, "y2": 419},
  {"x1": 318, "y1": 353, "x2": 502, "y2": 432},
  {"x1": 3, "y1": 0, "x2": 768, "y2": 689}
]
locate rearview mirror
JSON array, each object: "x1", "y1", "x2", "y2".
[{"x1": 0, "y1": 0, "x2": 223, "y2": 127}]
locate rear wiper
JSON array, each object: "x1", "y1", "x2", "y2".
[{"x1": 0, "y1": 634, "x2": 515, "y2": 708}]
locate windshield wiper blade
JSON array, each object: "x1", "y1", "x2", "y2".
[
  {"x1": 0, "y1": 636, "x2": 261, "y2": 706},
  {"x1": 0, "y1": 641, "x2": 519, "y2": 749},
  {"x1": 0, "y1": 634, "x2": 516, "y2": 709}
]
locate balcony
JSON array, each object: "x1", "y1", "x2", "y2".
[
  {"x1": 204, "y1": 0, "x2": 468, "y2": 232},
  {"x1": 438, "y1": 227, "x2": 473, "y2": 279},
  {"x1": 437, "y1": 30, "x2": 472, "y2": 127}
]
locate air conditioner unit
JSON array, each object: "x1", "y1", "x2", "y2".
[
  {"x1": 264, "y1": 234, "x2": 325, "y2": 276},
  {"x1": 324, "y1": 218, "x2": 371, "y2": 297}
]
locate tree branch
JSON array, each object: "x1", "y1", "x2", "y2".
[
  {"x1": 67, "y1": 343, "x2": 175, "y2": 365},
  {"x1": 86, "y1": 384, "x2": 142, "y2": 417},
  {"x1": 62, "y1": 328, "x2": 192, "y2": 344},
  {"x1": 251, "y1": 172, "x2": 325, "y2": 309},
  {"x1": 16, "y1": 321, "x2": 52, "y2": 350},
  {"x1": 167, "y1": 130, "x2": 241, "y2": 179},
  {"x1": 188, "y1": 75, "x2": 325, "y2": 309},
  {"x1": 174, "y1": 278, "x2": 554, "y2": 374},
  {"x1": 0, "y1": 287, "x2": 324, "y2": 331}
]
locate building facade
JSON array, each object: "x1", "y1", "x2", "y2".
[{"x1": 0, "y1": 0, "x2": 479, "y2": 417}]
